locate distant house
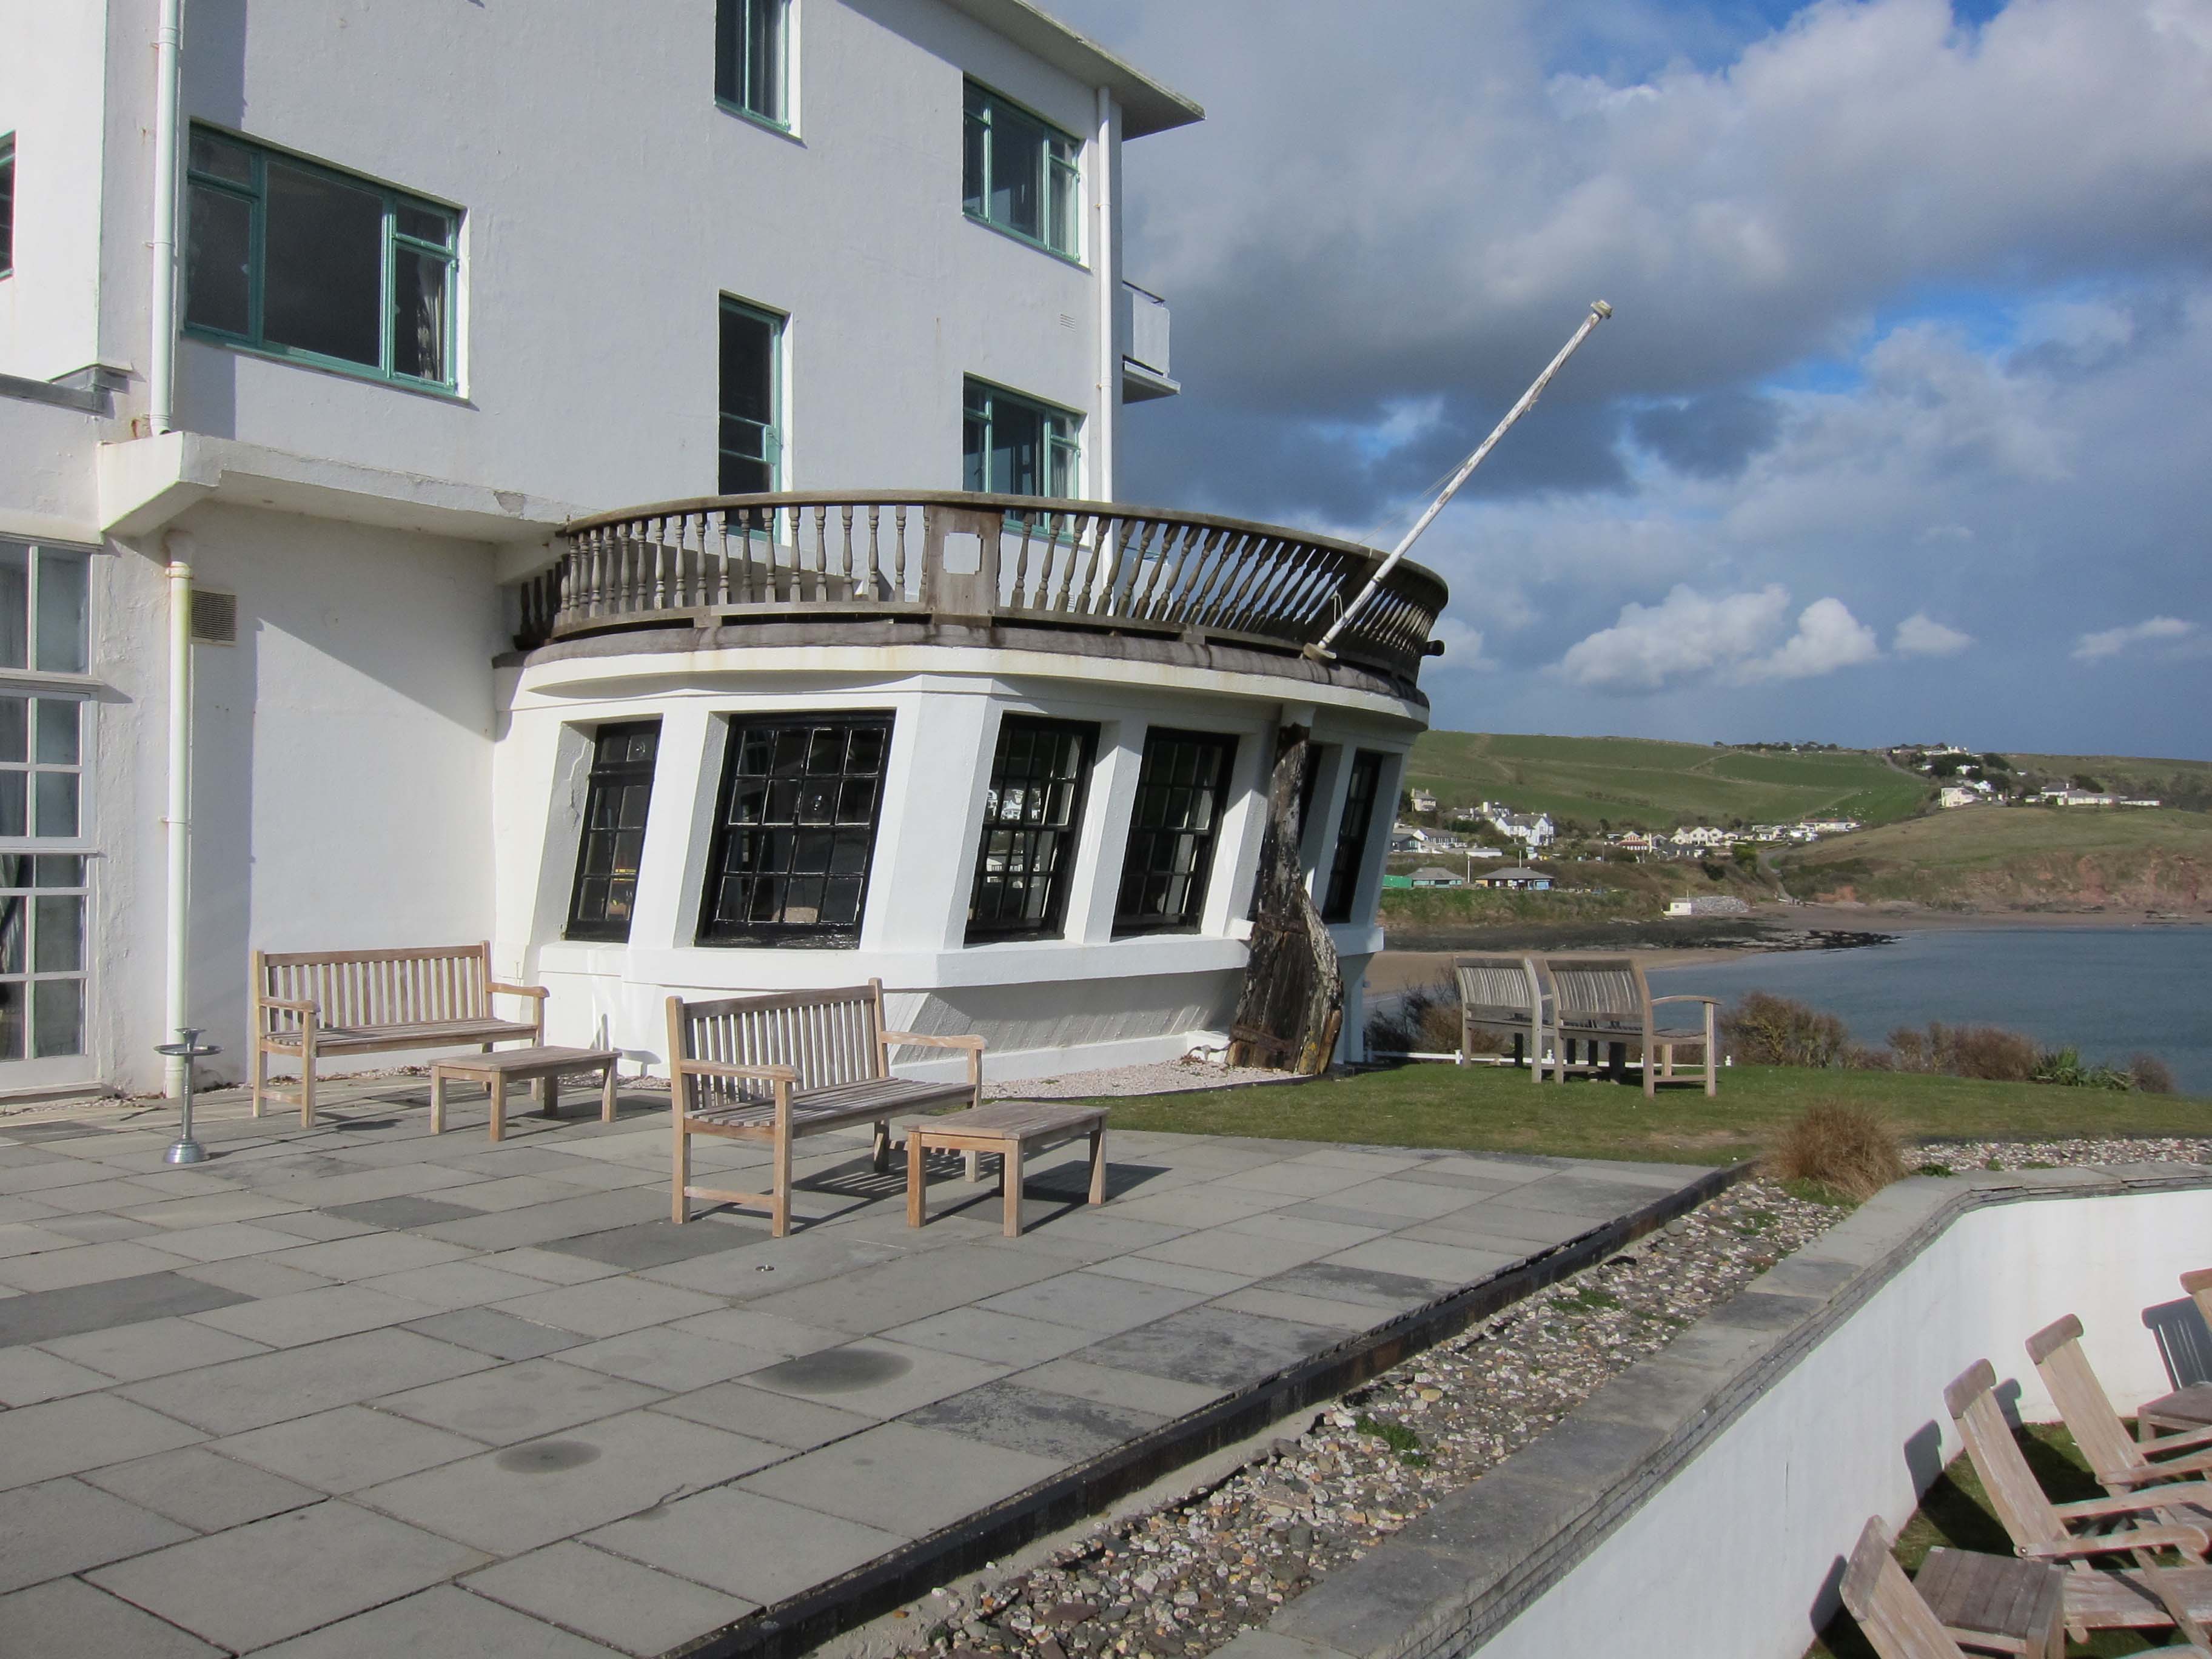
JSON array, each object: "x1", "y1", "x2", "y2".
[
  {"x1": 1409, "y1": 866, "x2": 1466, "y2": 888},
  {"x1": 2040, "y1": 788, "x2": 2120, "y2": 808},
  {"x1": 1669, "y1": 825, "x2": 1735, "y2": 850},
  {"x1": 1803, "y1": 819, "x2": 1862, "y2": 835},
  {"x1": 1407, "y1": 788, "x2": 1438, "y2": 814},
  {"x1": 1937, "y1": 785, "x2": 1980, "y2": 809},
  {"x1": 1473, "y1": 866, "x2": 1551, "y2": 891},
  {"x1": 1480, "y1": 801, "x2": 1556, "y2": 850}
]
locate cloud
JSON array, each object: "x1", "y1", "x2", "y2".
[
  {"x1": 1423, "y1": 615, "x2": 1493, "y2": 673},
  {"x1": 1557, "y1": 584, "x2": 1791, "y2": 691},
  {"x1": 1894, "y1": 613, "x2": 1975, "y2": 657},
  {"x1": 1741, "y1": 597, "x2": 1883, "y2": 682},
  {"x1": 2071, "y1": 616, "x2": 2197, "y2": 662}
]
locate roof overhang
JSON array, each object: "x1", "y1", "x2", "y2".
[{"x1": 940, "y1": 0, "x2": 1203, "y2": 136}]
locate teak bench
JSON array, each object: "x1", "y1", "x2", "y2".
[
  {"x1": 1454, "y1": 954, "x2": 1549, "y2": 1080},
  {"x1": 667, "y1": 980, "x2": 984, "y2": 1236},
  {"x1": 1544, "y1": 954, "x2": 1717, "y2": 1097},
  {"x1": 252, "y1": 943, "x2": 548, "y2": 1126}
]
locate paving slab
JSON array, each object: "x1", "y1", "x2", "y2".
[
  {"x1": 740, "y1": 1336, "x2": 1010, "y2": 1419},
  {"x1": 905, "y1": 1379, "x2": 1169, "y2": 1462},
  {"x1": 0, "y1": 1576, "x2": 224, "y2": 1658},
  {"x1": 0, "y1": 1341, "x2": 112, "y2": 1404},
  {"x1": 649, "y1": 1380, "x2": 881, "y2": 1449},
  {"x1": 357, "y1": 1259, "x2": 552, "y2": 1313},
  {"x1": 739, "y1": 1419, "x2": 1062, "y2": 1535},
  {"x1": 976, "y1": 1267, "x2": 1215, "y2": 1333},
  {"x1": 1077, "y1": 1305, "x2": 1346, "y2": 1392},
  {"x1": 0, "y1": 1389, "x2": 206, "y2": 1487},
  {"x1": 882, "y1": 1305, "x2": 1099, "y2": 1367},
  {"x1": 466, "y1": 1539, "x2": 757, "y2": 1657},
  {"x1": 250, "y1": 1583, "x2": 622, "y2": 1657},
  {"x1": 35, "y1": 1312, "x2": 272, "y2": 1381},
  {"x1": 377, "y1": 1355, "x2": 667, "y2": 1444},
  {"x1": 0, "y1": 1474, "x2": 196, "y2": 1592},
  {"x1": 212, "y1": 1404, "x2": 489, "y2": 1493},
  {"x1": 79, "y1": 1443, "x2": 323, "y2": 1532},
  {"x1": 489, "y1": 1275, "x2": 726, "y2": 1337},
  {"x1": 559, "y1": 1327, "x2": 787, "y2": 1391},
  {"x1": 586, "y1": 1484, "x2": 907, "y2": 1606},
  {"x1": 403, "y1": 1305, "x2": 591, "y2": 1360},
  {"x1": 87, "y1": 1500, "x2": 491, "y2": 1653},
  {"x1": 0, "y1": 1237, "x2": 193, "y2": 1292},
  {"x1": 185, "y1": 1282, "x2": 442, "y2": 1348},
  {"x1": 358, "y1": 1408, "x2": 786, "y2": 1555},
  {"x1": 118, "y1": 1328, "x2": 498, "y2": 1435}
]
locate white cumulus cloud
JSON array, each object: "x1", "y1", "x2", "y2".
[
  {"x1": 1740, "y1": 597, "x2": 1883, "y2": 682},
  {"x1": 1424, "y1": 615, "x2": 1493, "y2": 672},
  {"x1": 2072, "y1": 615, "x2": 2197, "y2": 662},
  {"x1": 1894, "y1": 612, "x2": 1975, "y2": 657},
  {"x1": 1557, "y1": 584, "x2": 1790, "y2": 691}
]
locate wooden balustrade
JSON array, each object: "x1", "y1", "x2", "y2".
[{"x1": 512, "y1": 492, "x2": 1446, "y2": 681}]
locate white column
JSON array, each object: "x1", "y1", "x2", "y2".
[{"x1": 1092, "y1": 88, "x2": 1119, "y2": 500}]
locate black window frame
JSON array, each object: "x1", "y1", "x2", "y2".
[
  {"x1": 1321, "y1": 749, "x2": 1386, "y2": 923},
  {"x1": 1113, "y1": 727, "x2": 1238, "y2": 937},
  {"x1": 565, "y1": 721, "x2": 662, "y2": 943},
  {"x1": 967, "y1": 714, "x2": 1098, "y2": 944},
  {"x1": 697, "y1": 711, "x2": 894, "y2": 948},
  {"x1": 0, "y1": 135, "x2": 15, "y2": 278},
  {"x1": 182, "y1": 124, "x2": 460, "y2": 392}
]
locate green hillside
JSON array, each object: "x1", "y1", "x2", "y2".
[
  {"x1": 1403, "y1": 731, "x2": 1928, "y2": 830},
  {"x1": 2008, "y1": 752, "x2": 2212, "y2": 811}
]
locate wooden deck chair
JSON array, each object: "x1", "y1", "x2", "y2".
[
  {"x1": 2027, "y1": 1316, "x2": 2212, "y2": 1496},
  {"x1": 1840, "y1": 1517, "x2": 2071, "y2": 1659},
  {"x1": 2143, "y1": 1272, "x2": 2212, "y2": 1439},
  {"x1": 1946, "y1": 1359, "x2": 2212, "y2": 1643}
]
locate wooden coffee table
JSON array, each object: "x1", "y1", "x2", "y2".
[
  {"x1": 907, "y1": 1102, "x2": 1107, "y2": 1237},
  {"x1": 429, "y1": 1045, "x2": 621, "y2": 1143}
]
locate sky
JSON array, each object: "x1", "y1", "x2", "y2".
[{"x1": 1047, "y1": 0, "x2": 2212, "y2": 757}]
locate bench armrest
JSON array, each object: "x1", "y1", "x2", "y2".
[
  {"x1": 1648, "y1": 995, "x2": 1718, "y2": 1008},
  {"x1": 2026, "y1": 1522, "x2": 2211, "y2": 1559},
  {"x1": 2054, "y1": 1482, "x2": 2212, "y2": 1521},
  {"x1": 489, "y1": 982, "x2": 550, "y2": 1001},
  {"x1": 880, "y1": 1031, "x2": 985, "y2": 1052},
  {"x1": 257, "y1": 996, "x2": 319, "y2": 1014},
  {"x1": 675, "y1": 1059, "x2": 799, "y2": 1083},
  {"x1": 2102, "y1": 1444, "x2": 2212, "y2": 1483}
]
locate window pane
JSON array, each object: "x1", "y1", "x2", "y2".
[
  {"x1": 566, "y1": 720, "x2": 659, "y2": 942},
  {"x1": 0, "y1": 773, "x2": 21, "y2": 837},
  {"x1": 0, "y1": 697, "x2": 22, "y2": 763},
  {"x1": 34, "y1": 855, "x2": 83, "y2": 888},
  {"x1": 189, "y1": 130, "x2": 252, "y2": 184},
  {"x1": 0, "y1": 546, "x2": 27, "y2": 671},
  {"x1": 962, "y1": 105, "x2": 988, "y2": 218},
  {"x1": 746, "y1": 0, "x2": 784, "y2": 121},
  {"x1": 1322, "y1": 751, "x2": 1384, "y2": 922},
  {"x1": 395, "y1": 203, "x2": 451, "y2": 245},
  {"x1": 35, "y1": 700, "x2": 76, "y2": 765},
  {"x1": 967, "y1": 716, "x2": 1095, "y2": 941},
  {"x1": 714, "y1": 0, "x2": 742, "y2": 106},
  {"x1": 35, "y1": 553, "x2": 87, "y2": 674},
  {"x1": 0, "y1": 894, "x2": 22, "y2": 973},
  {"x1": 0, "y1": 982, "x2": 22, "y2": 1061},
  {"x1": 33, "y1": 894, "x2": 81, "y2": 973},
  {"x1": 392, "y1": 247, "x2": 449, "y2": 383},
  {"x1": 1, "y1": 143, "x2": 15, "y2": 276},
  {"x1": 262, "y1": 161, "x2": 383, "y2": 367},
  {"x1": 32, "y1": 976, "x2": 82, "y2": 1058},
  {"x1": 33, "y1": 773, "x2": 77, "y2": 839},
  {"x1": 185, "y1": 183, "x2": 253, "y2": 337},
  {"x1": 1114, "y1": 730, "x2": 1234, "y2": 934},
  {"x1": 1047, "y1": 150, "x2": 1079, "y2": 256},
  {"x1": 719, "y1": 303, "x2": 779, "y2": 494},
  {"x1": 988, "y1": 104, "x2": 1039, "y2": 238}
]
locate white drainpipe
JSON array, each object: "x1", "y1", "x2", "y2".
[
  {"x1": 149, "y1": 0, "x2": 186, "y2": 435},
  {"x1": 1093, "y1": 87, "x2": 1116, "y2": 501},
  {"x1": 164, "y1": 545, "x2": 194, "y2": 1095}
]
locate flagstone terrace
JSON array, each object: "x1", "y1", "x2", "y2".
[{"x1": 0, "y1": 1080, "x2": 1711, "y2": 1658}]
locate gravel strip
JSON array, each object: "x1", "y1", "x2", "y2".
[{"x1": 1919, "y1": 1134, "x2": 2212, "y2": 1170}]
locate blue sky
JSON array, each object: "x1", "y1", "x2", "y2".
[{"x1": 1049, "y1": 0, "x2": 2212, "y2": 757}]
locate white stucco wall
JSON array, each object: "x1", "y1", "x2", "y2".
[{"x1": 1478, "y1": 1184, "x2": 2212, "y2": 1659}]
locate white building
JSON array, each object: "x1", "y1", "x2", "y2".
[{"x1": 0, "y1": 0, "x2": 1444, "y2": 1096}]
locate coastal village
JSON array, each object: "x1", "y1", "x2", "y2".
[{"x1": 0, "y1": 5, "x2": 2206, "y2": 1659}]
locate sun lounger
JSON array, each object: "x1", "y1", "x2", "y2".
[
  {"x1": 2026, "y1": 1315, "x2": 2212, "y2": 1502},
  {"x1": 1840, "y1": 1516, "x2": 2070, "y2": 1659},
  {"x1": 2143, "y1": 1271, "x2": 2212, "y2": 1438}
]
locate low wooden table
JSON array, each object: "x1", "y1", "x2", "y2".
[
  {"x1": 1914, "y1": 1545, "x2": 2066, "y2": 1659},
  {"x1": 907, "y1": 1102, "x2": 1107, "y2": 1238},
  {"x1": 429, "y1": 1045, "x2": 621, "y2": 1143}
]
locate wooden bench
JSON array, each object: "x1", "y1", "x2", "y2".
[
  {"x1": 666, "y1": 980, "x2": 984, "y2": 1236},
  {"x1": 1544, "y1": 954, "x2": 1717, "y2": 1098},
  {"x1": 252, "y1": 943, "x2": 548, "y2": 1127},
  {"x1": 1454, "y1": 955, "x2": 1549, "y2": 1080}
]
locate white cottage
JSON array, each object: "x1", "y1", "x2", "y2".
[{"x1": 0, "y1": 0, "x2": 1441, "y2": 1098}]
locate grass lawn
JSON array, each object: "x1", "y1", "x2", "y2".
[
  {"x1": 1809, "y1": 1422, "x2": 2177, "y2": 1657},
  {"x1": 1101, "y1": 1063, "x2": 2211, "y2": 1165}
]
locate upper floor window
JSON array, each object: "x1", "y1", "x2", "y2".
[
  {"x1": 699, "y1": 713, "x2": 893, "y2": 947},
  {"x1": 964, "y1": 379, "x2": 1079, "y2": 498},
  {"x1": 716, "y1": 0, "x2": 791, "y2": 128},
  {"x1": 185, "y1": 127, "x2": 459, "y2": 391},
  {"x1": 1114, "y1": 728, "x2": 1236, "y2": 936},
  {"x1": 1321, "y1": 750, "x2": 1386, "y2": 922},
  {"x1": 1, "y1": 135, "x2": 15, "y2": 277},
  {"x1": 720, "y1": 298, "x2": 784, "y2": 494},
  {"x1": 962, "y1": 82, "x2": 1080, "y2": 260},
  {"x1": 566, "y1": 722, "x2": 660, "y2": 943},
  {"x1": 968, "y1": 716, "x2": 1096, "y2": 943}
]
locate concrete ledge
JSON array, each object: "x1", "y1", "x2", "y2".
[{"x1": 1218, "y1": 1164, "x2": 2212, "y2": 1659}]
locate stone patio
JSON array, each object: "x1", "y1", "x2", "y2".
[{"x1": 0, "y1": 1075, "x2": 1713, "y2": 1658}]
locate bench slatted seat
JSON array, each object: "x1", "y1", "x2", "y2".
[
  {"x1": 1544, "y1": 954, "x2": 1717, "y2": 1097},
  {"x1": 668, "y1": 980, "x2": 984, "y2": 1236},
  {"x1": 253, "y1": 943, "x2": 546, "y2": 1126},
  {"x1": 1455, "y1": 955, "x2": 1548, "y2": 1081}
]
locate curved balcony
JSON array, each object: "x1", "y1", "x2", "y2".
[{"x1": 514, "y1": 492, "x2": 1447, "y2": 684}]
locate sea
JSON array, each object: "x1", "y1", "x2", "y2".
[{"x1": 1645, "y1": 927, "x2": 2212, "y2": 1097}]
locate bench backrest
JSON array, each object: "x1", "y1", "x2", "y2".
[
  {"x1": 1546, "y1": 955, "x2": 1649, "y2": 1024},
  {"x1": 1455, "y1": 956, "x2": 1543, "y2": 1018},
  {"x1": 256, "y1": 943, "x2": 492, "y2": 1031},
  {"x1": 671, "y1": 981, "x2": 889, "y2": 1104}
]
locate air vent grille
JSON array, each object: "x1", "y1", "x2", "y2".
[{"x1": 190, "y1": 589, "x2": 238, "y2": 646}]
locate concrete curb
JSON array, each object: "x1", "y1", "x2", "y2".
[{"x1": 1213, "y1": 1162, "x2": 2212, "y2": 1659}]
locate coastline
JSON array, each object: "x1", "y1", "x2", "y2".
[{"x1": 1369, "y1": 902, "x2": 2209, "y2": 997}]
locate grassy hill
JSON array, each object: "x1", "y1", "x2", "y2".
[
  {"x1": 1777, "y1": 805, "x2": 2212, "y2": 912},
  {"x1": 2008, "y1": 752, "x2": 2212, "y2": 811},
  {"x1": 1403, "y1": 731, "x2": 1928, "y2": 830}
]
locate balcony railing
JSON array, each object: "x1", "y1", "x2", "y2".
[{"x1": 516, "y1": 492, "x2": 1446, "y2": 682}]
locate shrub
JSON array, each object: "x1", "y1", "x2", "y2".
[
  {"x1": 2129, "y1": 1053, "x2": 2178, "y2": 1096},
  {"x1": 1939, "y1": 1024, "x2": 2042, "y2": 1083},
  {"x1": 1364, "y1": 977, "x2": 1497, "y2": 1056},
  {"x1": 1721, "y1": 991, "x2": 1851, "y2": 1068},
  {"x1": 1766, "y1": 1102, "x2": 1908, "y2": 1202},
  {"x1": 2033, "y1": 1047, "x2": 2134, "y2": 1090}
]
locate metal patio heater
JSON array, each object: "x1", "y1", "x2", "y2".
[{"x1": 155, "y1": 1027, "x2": 219, "y2": 1166}]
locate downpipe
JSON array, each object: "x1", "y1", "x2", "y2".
[
  {"x1": 164, "y1": 548, "x2": 193, "y2": 1096},
  {"x1": 149, "y1": 0, "x2": 186, "y2": 435}
]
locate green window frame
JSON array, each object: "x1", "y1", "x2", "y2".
[
  {"x1": 719, "y1": 298, "x2": 785, "y2": 495},
  {"x1": 0, "y1": 135, "x2": 15, "y2": 278},
  {"x1": 715, "y1": 0, "x2": 791, "y2": 129},
  {"x1": 1321, "y1": 750, "x2": 1386, "y2": 923},
  {"x1": 962, "y1": 81, "x2": 1081, "y2": 261},
  {"x1": 964, "y1": 378, "x2": 1079, "y2": 499},
  {"x1": 184, "y1": 126, "x2": 459, "y2": 392}
]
